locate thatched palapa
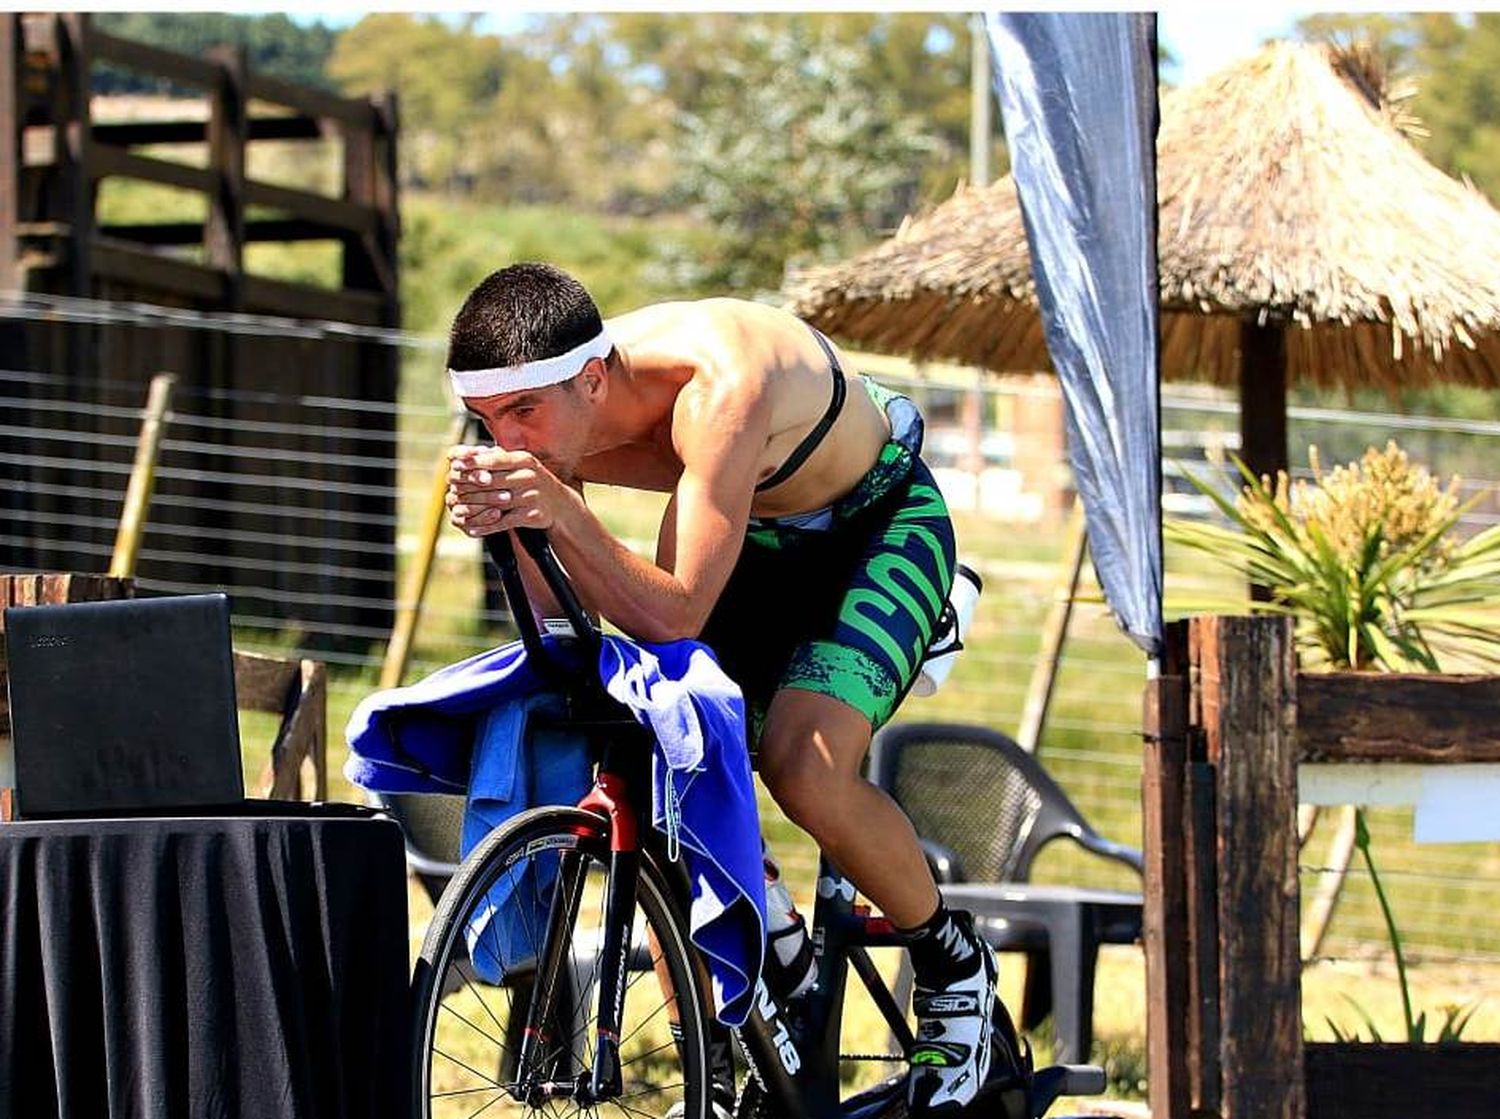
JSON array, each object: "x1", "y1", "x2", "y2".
[{"x1": 787, "y1": 41, "x2": 1500, "y2": 396}]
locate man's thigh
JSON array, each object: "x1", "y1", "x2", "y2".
[
  {"x1": 779, "y1": 462, "x2": 956, "y2": 729},
  {"x1": 757, "y1": 686, "x2": 875, "y2": 784}
]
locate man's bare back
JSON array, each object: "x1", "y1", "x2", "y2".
[{"x1": 583, "y1": 298, "x2": 890, "y2": 519}]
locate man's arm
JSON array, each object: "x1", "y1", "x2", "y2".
[
  {"x1": 450, "y1": 446, "x2": 568, "y2": 622},
  {"x1": 546, "y1": 383, "x2": 764, "y2": 642},
  {"x1": 447, "y1": 382, "x2": 765, "y2": 643}
]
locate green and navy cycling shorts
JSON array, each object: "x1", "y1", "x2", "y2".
[{"x1": 700, "y1": 441, "x2": 956, "y2": 739}]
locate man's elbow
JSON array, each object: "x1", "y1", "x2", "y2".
[{"x1": 631, "y1": 599, "x2": 710, "y2": 644}]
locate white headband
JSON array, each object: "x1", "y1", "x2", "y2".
[{"x1": 448, "y1": 329, "x2": 613, "y2": 398}]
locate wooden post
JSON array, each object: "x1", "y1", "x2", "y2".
[
  {"x1": 1143, "y1": 620, "x2": 1191, "y2": 1119},
  {"x1": 205, "y1": 44, "x2": 246, "y2": 309},
  {"x1": 1239, "y1": 319, "x2": 1288, "y2": 601},
  {"x1": 372, "y1": 91, "x2": 399, "y2": 328},
  {"x1": 1237, "y1": 319, "x2": 1288, "y2": 484},
  {"x1": 343, "y1": 92, "x2": 400, "y2": 326},
  {"x1": 1185, "y1": 757, "x2": 1222, "y2": 1114},
  {"x1": 235, "y1": 650, "x2": 328, "y2": 802},
  {"x1": 1195, "y1": 614, "x2": 1303, "y2": 1119},
  {"x1": 0, "y1": 15, "x2": 21, "y2": 291},
  {"x1": 1016, "y1": 495, "x2": 1086, "y2": 753},
  {"x1": 53, "y1": 14, "x2": 92, "y2": 295},
  {"x1": 1299, "y1": 806, "x2": 1358, "y2": 960},
  {"x1": 962, "y1": 368, "x2": 984, "y2": 509},
  {"x1": 109, "y1": 371, "x2": 176, "y2": 578}
]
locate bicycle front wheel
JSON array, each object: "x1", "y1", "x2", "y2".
[{"x1": 412, "y1": 805, "x2": 712, "y2": 1119}]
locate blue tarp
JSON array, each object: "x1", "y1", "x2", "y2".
[{"x1": 988, "y1": 12, "x2": 1164, "y2": 657}]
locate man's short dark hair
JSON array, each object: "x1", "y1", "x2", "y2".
[{"x1": 447, "y1": 262, "x2": 604, "y2": 372}]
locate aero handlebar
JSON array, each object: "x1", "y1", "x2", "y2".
[{"x1": 483, "y1": 529, "x2": 602, "y2": 667}]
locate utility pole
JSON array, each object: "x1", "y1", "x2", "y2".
[
  {"x1": 964, "y1": 14, "x2": 991, "y2": 492},
  {"x1": 970, "y1": 13, "x2": 991, "y2": 188}
]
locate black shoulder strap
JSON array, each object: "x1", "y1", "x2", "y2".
[{"x1": 755, "y1": 327, "x2": 848, "y2": 493}]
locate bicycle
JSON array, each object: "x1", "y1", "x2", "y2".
[{"x1": 410, "y1": 528, "x2": 1107, "y2": 1118}]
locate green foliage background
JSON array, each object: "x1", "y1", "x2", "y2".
[
  {"x1": 95, "y1": 12, "x2": 336, "y2": 92},
  {"x1": 88, "y1": 11, "x2": 1500, "y2": 325}
]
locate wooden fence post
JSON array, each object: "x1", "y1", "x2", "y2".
[
  {"x1": 54, "y1": 13, "x2": 92, "y2": 295},
  {"x1": 1195, "y1": 614, "x2": 1303, "y2": 1119},
  {"x1": 205, "y1": 43, "x2": 247, "y2": 309},
  {"x1": 1016, "y1": 496, "x2": 1086, "y2": 754},
  {"x1": 1143, "y1": 619, "x2": 1191, "y2": 1119},
  {"x1": 0, "y1": 15, "x2": 21, "y2": 291},
  {"x1": 109, "y1": 371, "x2": 176, "y2": 578},
  {"x1": 1185, "y1": 752, "x2": 1222, "y2": 1115}
]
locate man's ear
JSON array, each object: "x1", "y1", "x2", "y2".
[{"x1": 579, "y1": 357, "x2": 608, "y2": 403}]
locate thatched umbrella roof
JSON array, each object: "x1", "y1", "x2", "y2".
[{"x1": 787, "y1": 40, "x2": 1500, "y2": 396}]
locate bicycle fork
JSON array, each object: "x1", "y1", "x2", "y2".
[{"x1": 519, "y1": 769, "x2": 641, "y2": 1104}]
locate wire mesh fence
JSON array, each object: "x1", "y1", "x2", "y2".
[{"x1": 3, "y1": 291, "x2": 1499, "y2": 985}]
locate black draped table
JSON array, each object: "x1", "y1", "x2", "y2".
[{"x1": 1, "y1": 812, "x2": 411, "y2": 1118}]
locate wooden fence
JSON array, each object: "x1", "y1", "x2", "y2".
[
  {"x1": 1143, "y1": 615, "x2": 1500, "y2": 1119},
  {"x1": 0, "y1": 13, "x2": 400, "y2": 645}
]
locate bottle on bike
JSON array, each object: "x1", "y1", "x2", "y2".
[{"x1": 763, "y1": 848, "x2": 817, "y2": 1001}]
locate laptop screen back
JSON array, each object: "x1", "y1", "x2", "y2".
[{"x1": 4, "y1": 593, "x2": 244, "y2": 818}]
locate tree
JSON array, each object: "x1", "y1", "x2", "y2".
[
  {"x1": 1404, "y1": 14, "x2": 1500, "y2": 202},
  {"x1": 598, "y1": 12, "x2": 975, "y2": 199},
  {"x1": 671, "y1": 18, "x2": 939, "y2": 294},
  {"x1": 94, "y1": 13, "x2": 336, "y2": 93},
  {"x1": 327, "y1": 14, "x2": 507, "y2": 193}
]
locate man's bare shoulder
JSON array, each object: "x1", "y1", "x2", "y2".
[{"x1": 607, "y1": 297, "x2": 799, "y2": 351}]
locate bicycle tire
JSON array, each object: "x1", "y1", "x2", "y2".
[{"x1": 412, "y1": 805, "x2": 712, "y2": 1119}]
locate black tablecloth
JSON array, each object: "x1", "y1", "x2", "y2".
[{"x1": 1, "y1": 813, "x2": 411, "y2": 1118}]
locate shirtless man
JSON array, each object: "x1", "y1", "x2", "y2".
[{"x1": 444, "y1": 262, "x2": 1015, "y2": 1114}]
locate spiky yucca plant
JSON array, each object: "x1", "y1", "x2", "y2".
[
  {"x1": 1170, "y1": 441, "x2": 1499, "y2": 1043},
  {"x1": 1167, "y1": 441, "x2": 1500, "y2": 673}
]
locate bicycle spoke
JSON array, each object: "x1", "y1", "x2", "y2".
[
  {"x1": 438, "y1": 999, "x2": 512, "y2": 1054},
  {"x1": 570, "y1": 878, "x2": 602, "y2": 1070},
  {"x1": 432, "y1": 1046, "x2": 503, "y2": 1088},
  {"x1": 618, "y1": 1081, "x2": 685, "y2": 1102},
  {"x1": 430, "y1": 1085, "x2": 509, "y2": 1102},
  {"x1": 454, "y1": 1090, "x2": 507, "y2": 1119},
  {"x1": 603, "y1": 1096, "x2": 677, "y2": 1119},
  {"x1": 615, "y1": 996, "x2": 672, "y2": 1053},
  {"x1": 457, "y1": 965, "x2": 513, "y2": 1042},
  {"x1": 619, "y1": 1038, "x2": 677, "y2": 1069},
  {"x1": 539, "y1": 854, "x2": 597, "y2": 1073}
]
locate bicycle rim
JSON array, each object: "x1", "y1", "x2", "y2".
[{"x1": 413, "y1": 805, "x2": 711, "y2": 1119}]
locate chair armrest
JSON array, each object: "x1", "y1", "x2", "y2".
[
  {"x1": 405, "y1": 848, "x2": 461, "y2": 880},
  {"x1": 919, "y1": 838, "x2": 967, "y2": 884},
  {"x1": 1075, "y1": 830, "x2": 1144, "y2": 876}
]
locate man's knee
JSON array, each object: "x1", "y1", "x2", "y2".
[
  {"x1": 758, "y1": 736, "x2": 826, "y2": 828},
  {"x1": 757, "y1": 691, "x2": 872, "y2": 828}
]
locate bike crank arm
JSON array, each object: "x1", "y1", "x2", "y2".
[
  {"x1": 590, "y1": 847, "x2": 641, "y2": 1101},
  {"x1": 1027, "y1": 1064, "x2": 1107, "y2": 1118}
]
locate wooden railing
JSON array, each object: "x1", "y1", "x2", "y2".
[{"x1": 1, "y1": 12, "x2": 398, "y2": 327}]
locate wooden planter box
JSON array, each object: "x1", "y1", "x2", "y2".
[
  {"x1": 1305, "y1": 1041, "x2": 1500, "y2": 1119},
  {"x1": 1143, "y1": 617, "x2": 1500, "y2": 1119}
]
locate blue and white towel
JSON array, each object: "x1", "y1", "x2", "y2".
[{"x1": 344, "y1": 634, "x2": 767, "y2": 1025}]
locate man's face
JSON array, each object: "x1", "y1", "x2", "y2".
[{"x1": 463, "y1": 377, "x2": 592, "y2": 477}]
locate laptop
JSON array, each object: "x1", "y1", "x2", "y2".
[{"x1": 4, "y1": 593, "x2": 246, "y2": 820}]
